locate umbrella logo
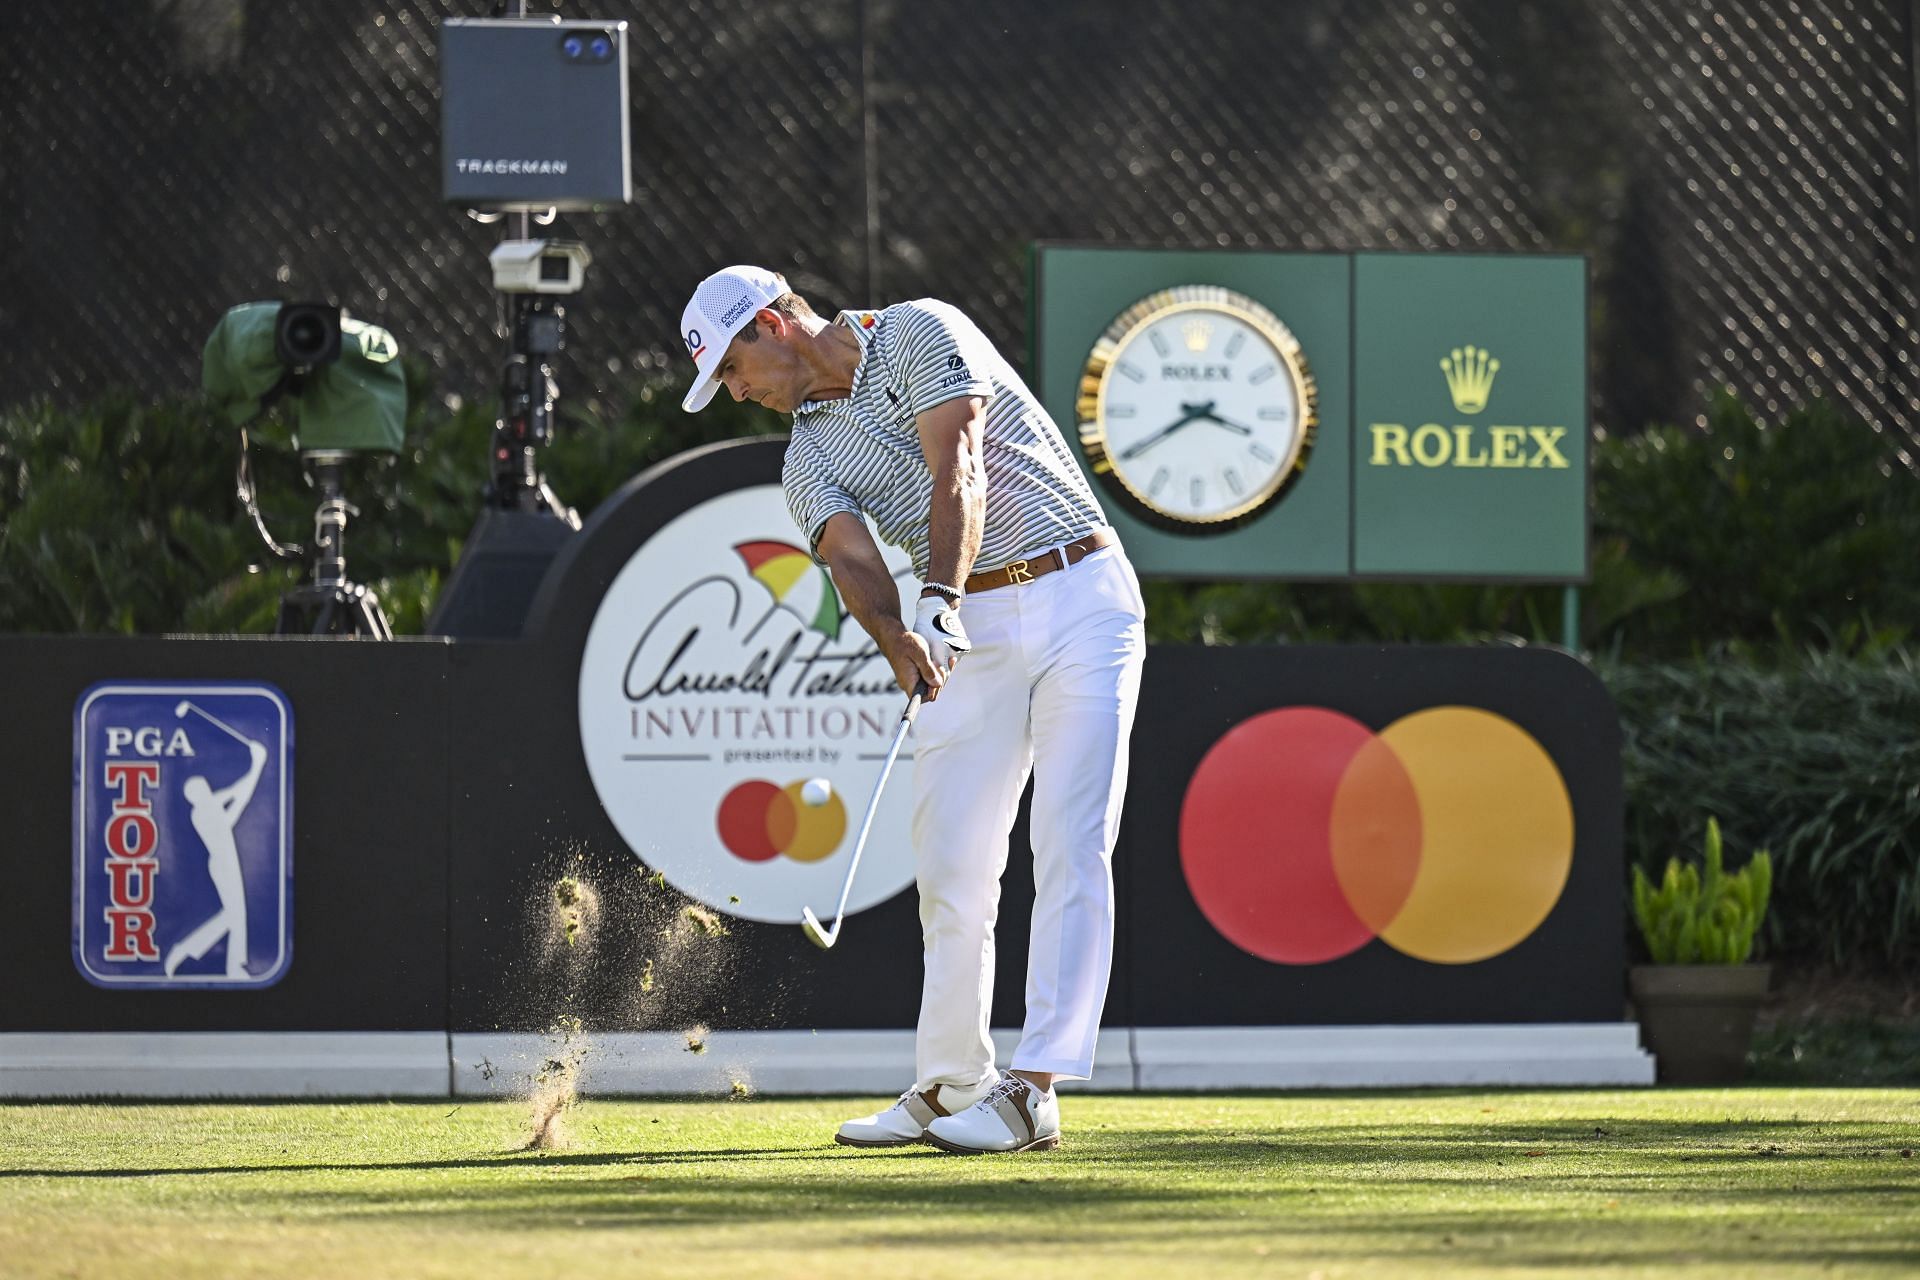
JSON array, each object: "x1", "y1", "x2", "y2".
[{"x1": 734, "y1": 540, "x2": 844, "y2": 643}]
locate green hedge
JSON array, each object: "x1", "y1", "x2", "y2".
[
  {"x1": 6, "y1": 382, "x2": 1910, "y2": 654},
  {"x1": 1604, "y1": 654, "x2": 1920, "y2": 972},
  {"x1": 0, "y1": 363, "x2": 775, "y2": 634},
  {"x1": 1145, "y1": 394, "x2": 1920, "y2": 660}
]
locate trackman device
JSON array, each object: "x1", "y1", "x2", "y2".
[{"x1": 439, "y1": 17, "x2": 632, "y2": 211}]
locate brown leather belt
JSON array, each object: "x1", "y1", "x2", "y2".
[{"x1": 964, "y1": 528, "x2": 1117, "y2": 595}]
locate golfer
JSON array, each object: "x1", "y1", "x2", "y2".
[
  {"x1": 164, "y1": 738, "x2": 267, "y2": 979},
  {"x1": 681, "y1": 266, "x2": 1145, "y2": 1153}
]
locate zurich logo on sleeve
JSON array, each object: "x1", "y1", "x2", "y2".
[{"x1": 72, "y1": 682, "x2": 294, "y2": 989}]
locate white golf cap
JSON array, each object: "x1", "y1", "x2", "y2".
[{"x1": 679, "y1": 264, "x2": 789, "y2": 412}]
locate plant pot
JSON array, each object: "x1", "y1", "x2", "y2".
[{"x1": 1629, "y1": 963, "x2": 1771, "y2": 1084}]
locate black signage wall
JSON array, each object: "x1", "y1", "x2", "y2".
[
  {"x1": 0, "y1": 440, "x2": 1626, "y2": 1040},
  {"x1": 3, "y1": 637, "x2": 450, "y2": 1032}
]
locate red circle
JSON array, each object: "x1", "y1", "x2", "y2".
[
  {"x1": 717, "y1": 780, "x2": 783, "y2": 862},
  {"x1": 1179, "y1": 707, "x2": 1379, "y2": 964}
]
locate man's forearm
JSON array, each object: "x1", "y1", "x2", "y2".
[
  {"x1": 924, "y1": 454, "x2": 986, "y2": 592},
  {"x1": 833, "y1": 550, "x2": 912, "y2": 655}
]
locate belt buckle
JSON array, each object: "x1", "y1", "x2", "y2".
[{"x1": 1006, "y1": 558, "x2": 1034, "y2": 585}]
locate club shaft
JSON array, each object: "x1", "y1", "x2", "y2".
[
  {"x1": 185, "y1": 702, "x2": 254, "y2": 747},
  {"x1": 819, "y1": 682, "x2": 927, "y2": 935},
  {"x1": 822, "y1": 713, "x2": 912, "y2": 930}
]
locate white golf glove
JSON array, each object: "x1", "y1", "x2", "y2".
[{"x1": 913, "y1": 596, "x2": 972, "y2": 673}]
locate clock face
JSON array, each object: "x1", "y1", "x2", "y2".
[{"x1": 1077, "y1": 286, "x2": 1316, "y2": 531}]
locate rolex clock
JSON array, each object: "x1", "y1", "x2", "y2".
[{"x1": 1076, "y1": 285, "x2": 1317, "y2": 531}]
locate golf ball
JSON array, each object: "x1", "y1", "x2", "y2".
[{"x1": 801, "y1": 777, "x2": 833, "y2": 807}]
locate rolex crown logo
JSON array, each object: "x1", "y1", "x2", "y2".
[
  {"x1": 1440, "y1": 345, "x2": 1500, "y2": 414},
  {"x1": 1182, "y1": 318, "x2": 1213, "y2": 353}
]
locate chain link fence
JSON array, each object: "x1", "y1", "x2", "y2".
[{"x1": 5, "y1": 0, "x2": 1916, "y2": 462}]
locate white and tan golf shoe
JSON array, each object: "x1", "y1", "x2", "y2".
[
  {"x1": 834, "y1": 1078, "x2": 995, "y2": 1147},
  {"x1": 924, "y1": 1073, "x2": 1061, "y2": 1154}
]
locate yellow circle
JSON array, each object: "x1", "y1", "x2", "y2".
[
  {"x1": 779, "y1": 781, "x2": 847, "y2": 863},
  {"x1": 1373, "y1": 707, "x2": 1574, "y2": 964}
]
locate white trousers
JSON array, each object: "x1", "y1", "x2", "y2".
[{"x1": 909, "y1": 540, "x2": 1146, "y2": 1087}]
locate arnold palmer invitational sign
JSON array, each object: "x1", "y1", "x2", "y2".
[{"x1": 577, "y1": 485, "x2": 919, "y2": 925}]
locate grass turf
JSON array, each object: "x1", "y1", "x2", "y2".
[{"x1": 2, "y1": 1090, "x2": 1916, "y2": 1278}]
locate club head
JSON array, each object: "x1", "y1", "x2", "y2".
[
  {"x1": 174, "y1": 701, "x2": 191, "y2": 717},
  {"x1": 800, "y1": 907, "x2": 836, "y2": 951}
]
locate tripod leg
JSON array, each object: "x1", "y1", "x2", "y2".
[
  {"x1": 312, "y1": 593, "x2": 340, "y2": 637},
  {"x1": 353, "y1": 589, "x2": 393, "y2": 640}
]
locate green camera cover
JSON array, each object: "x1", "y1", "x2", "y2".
[{"x1": 201, "y1": 302, "x2": 406, "y2": 453}]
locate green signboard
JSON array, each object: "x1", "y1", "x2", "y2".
[
  {"x1": 1032, "y1": 245, "x2": 1588, "y2": 582},
  {"x1": 1351, "y1": 254, "x2": 1587, "y2": 578}
]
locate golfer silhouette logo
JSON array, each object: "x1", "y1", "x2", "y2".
[
  {"x1": 165, "y1": 729, "x2": 268, "y2": 979},
  {"x1": 72, "y1": 682, "x2": 295, "y2": 990}
]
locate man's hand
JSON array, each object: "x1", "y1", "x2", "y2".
[
  {"x1": 884, "y1": 629, "x2": 945, "y2": 700},
  {"x1": 879, "y1": 598, "x2": 971, "y2": 702}
]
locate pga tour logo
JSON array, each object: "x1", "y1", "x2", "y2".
[{"x1": 72, "y1": 682, "x2": 294, "y2": 989}]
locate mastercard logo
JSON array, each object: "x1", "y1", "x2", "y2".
[
  {"x1": 717, "y1": 779, "x2": 848, "y2": 863},
  {"x1": 1179, "y1": 706, "x2": 1573, "y2": 966}
]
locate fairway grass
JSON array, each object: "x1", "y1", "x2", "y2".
[{"x1": 2, "y1": 1090, "x2": 1916, "y2": 1278}]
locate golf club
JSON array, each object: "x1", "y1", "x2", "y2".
[
  {"x1": 801, "y1": 679, "x2": 928, "y2": 950},
  {"x1": 174, "y1": 700, "x2": 257, "y2": 749}
]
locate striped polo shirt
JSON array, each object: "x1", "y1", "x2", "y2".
[{"x1": 782, "y1": 299, "x2": 1108, "y2": 579}]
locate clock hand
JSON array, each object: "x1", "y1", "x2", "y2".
[
  {"x1": 1196, "y1": 408, "x2": 1254, "y2": 436},
  {"x1": 1118, "y1": 405, "x2": 1210, "y2": 461}
]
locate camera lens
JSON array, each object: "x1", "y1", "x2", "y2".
[
  {"x1": 286, "y1": 317, "x2": 325, "y2": 357},
  {"x1": 274, "y1": 302, "x2": 342, "y2": 369},
  {"x1": 590, "y1": 35, "x2": 611, "y2": 59},
  {"x1": 560, "y1": 34, "x2": 583, "y2": 59}
]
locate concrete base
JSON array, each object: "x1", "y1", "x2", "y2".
[
  {"x1": 0, "y1": 1032, "x2": 451, "y2": 1098},
  {"x1": 0, "y1": 1025, "x2": 1652, "y2": 1097},
  {"x1": 449, "y1": 1028, "x2": 1136, "y2": 1097},
  {"x1": 1132, "y1": 1024, "x2": 1656, "y2": 1089}
]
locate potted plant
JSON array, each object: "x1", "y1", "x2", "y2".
[{"x1": 1628, "y1": 817, "x2": 1774, "y2": 1084}]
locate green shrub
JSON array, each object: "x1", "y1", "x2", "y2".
[
  {"x1": 547, "y1": 367, "x2": 780, "y2": 515},
  {"x1": 1592, "y1": 393, "x2": 1920, "y2": 661},
  {"x1": 1144, "y1": 394, "x2": 1920, "y2": 660},
  {"x1": 1632, "y1": 817, "x2": 1772, "y2": 964},
  {"x1": 0, "y1": 364, "x2": 776, "y2": 635},
  {"x1": 1605, "y1": 653, "x2": 1920, "y2": 971}
]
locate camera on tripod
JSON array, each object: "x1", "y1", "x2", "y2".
[{"x1": 201, "y1": 301, "x2": 407, "y2": 639}]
